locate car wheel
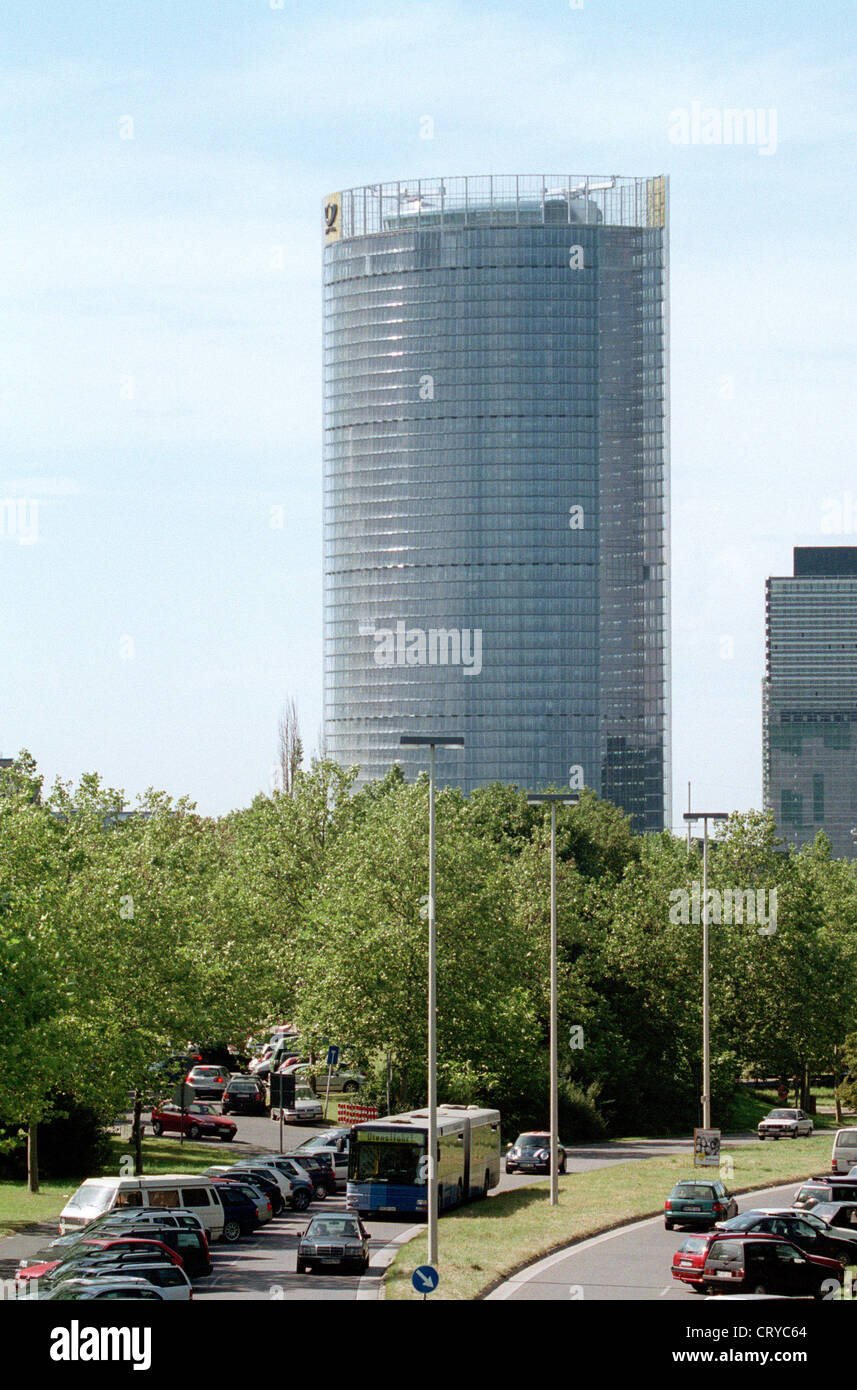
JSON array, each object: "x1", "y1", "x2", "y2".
[
  {"x1": 292, "y1": 1188, "x2": 311, "y2": 1212},
  {"x1": 223, "y1": 1219, "x2": 242, "y2": 1243},
  {"x1": 188, "y1": 1124, "x2": 201, "y2": 1140},
  {"x1": 689, "y1": 1283, "x2": 706, "y2": 1295},
  {"x1": 220, "y1": 1132, "x2": 233, "y2": 1143},
  {"x1": 559, "y1": 1156, "x2": 567, "y2": 1174},
  {"x1": 664, "y1": 1221, "x2": 674, "y2": 1231},
  {"x1": 314, "y1": 1184, "x2": 326, "y2": 1201},
  {"x1": 151, "y1": 1121, "x2": 163, "y2": 1136},
  {"x1": 506, "y1": 1165, "x2": 516, "y2": 1174},
  {"x1": 483, "y1": 1170, "x2": 490, "y2": 1198},
  {"x1": 272, "y1": 1196, "x2": 285, "y2": 1216}
]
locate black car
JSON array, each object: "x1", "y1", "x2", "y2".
[
  {"x1": 701, "y1": 1233, "x2": 842, "y2": 1297},
  {"x1": 221, "y1": 1076, "x2": 268, "y2": 1115},
  {"x1": 297, "y1": 1214, "x2": 370, "y2": 1275},
  {"x1": 211, "y1": 1185, "x2": 263, "y2": 1243},
  {"x1": 228, "y1": 1166, "x2": 285, "y2": 1216},
  {"x1": 278, "y1": 1152, "x2": 335, "y2": 1198},
  {"x1": 714, "y1": 1208, "x2": 857, "y2": 1268},
  {"x1": 28, "y1": 1218, "x2": 211, "y2": 1278},
  {"x1": 506, "y1": 1132, "x2": 567, "y2": 1175}
]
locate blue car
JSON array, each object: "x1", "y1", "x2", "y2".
[{"x1": 213, "y1": 1185, "x2": 263, "y2": 1243}]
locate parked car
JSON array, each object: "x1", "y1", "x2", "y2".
[
  {"x1": 151, "y1": 1101, "x2": 237, "y2": 1142},
  {"x1": 793, "y1": 1176, "x2": 857, "y2": 1210},
  {"x1": 758, "y1": 1108, "x2": 813, "y2": 1140},
  {"x1": 205, "y1": 1166, "x2": 283, "y2": 1216},
  {"x1": 59, "y1": 1174, "x2": 224, "y2": 1242},
  {"x1": 831, "y1": 1127, "x2": 857, "y2": 1173},
  {"x1": 505, "y1": 1132, "x2": 567, "y2": 1175},
  {"x1": 297, "y1": 1214, "x2": 370, "y2": 1275},
  {"x1": 221, "y1": 1076, "x2": 268, "y2": 1115},
  {"x1": 48, "y1": 1260, "x2": 193, "y2": 1301},
  {"x1": 39, "y1": 1247, "x2": 185, "y2": 1293},
  {"x1": 211, "y1": 1183, "x2": 265, "y2": 1242},
  {"x1": 17, "y1": 1236, "x2": 182, "y2": 1287},
  {"x1": 47, "y1": 1216, "x2": 211, "y2": 1277},
  {"x1": 40, "y1": 1276, "x2": 167, "y2": 1301},
  {"x1": 185, "y1": 1066, "x2": 230, "y2": 1100},
  {"x1": 808, "y1": 1201, "x2": 857, "y2": 1235},
  {"x1": 258, "y1": 1154, "x2": 326, "y2": 1198},
  {"x1": 295, "y1": 1129, "x2": 351, "y2": 1190},
  {"x1": 671, "y1": 1231, "x2": 723, "y2": 1293},
  {"x1": 281, "y1": 1062, "x2": 366, "y2": 1094},
  {"x1": 713, "y1": 1208, "x2": 857, "y2": 1267},
  {"x1": 664, "y1": 1179, "x2": 738, "y2": 1231},
  {"x1": 700, "y1": 1233, "x2": 842, "y2": 1297},
  {"x1": 228, "y1": 1159, "x2": 313, "y2": 1211},
  {"x1": 280, "y1": 1084, "x2": 324, "y2": 1124}
]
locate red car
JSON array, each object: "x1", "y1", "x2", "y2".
[
  {"x1": 671, "y1": 1231, "x2": 722, "y2": 1292},
  {"x1": 151, "y1": 1101, "x2": 237, "y2": 1141},
  {"x1": 16, "y1": 1236, "x2": 182, "y2": 1286}
]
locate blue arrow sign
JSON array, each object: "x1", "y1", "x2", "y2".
[
  {"x1": 326, "y1": 1045, "x2": 339, "y2": 1066},
  {"x1": 412, "y1": 1265, "x2": 439, "y2": 1294}
]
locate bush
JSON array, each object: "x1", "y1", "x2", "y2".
[{"x1": 0, "y1": 1095, "x2": 113, "y2": 1180}]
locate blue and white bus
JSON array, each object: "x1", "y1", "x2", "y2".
[{"x1": 346, "y1": 1104, "x2": 501, "y2": 1216}]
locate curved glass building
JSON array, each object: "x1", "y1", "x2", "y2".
[{"x1": 323, "y1": 175, "x2": 670, "y2": 831}]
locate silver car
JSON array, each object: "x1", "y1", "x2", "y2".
[{"x1": 757, "y1": 1108, "x2": 813, "y2": 1139}]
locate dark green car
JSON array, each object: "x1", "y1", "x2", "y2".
[{"x1": 664, "y1": 1179, "x2": 738, "y2": 1231}]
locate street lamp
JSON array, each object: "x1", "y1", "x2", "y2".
[
  {"x1": 526, "y1": 792, "x2": 580, "y2": 1206},
  {"x1": 682, "y1": 809, "x2": 728, "y2": 1129},
  {"x1": 400, "y1": 734, "x2": 465, "y2": 1267}
]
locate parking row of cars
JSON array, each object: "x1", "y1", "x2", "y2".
[
  {"x1": 19, "y1": 1135, "x2": 359, "y2": 1300},
  {"x1": 666, "y1": 1161, "x2": 857, "y2": 1298}
]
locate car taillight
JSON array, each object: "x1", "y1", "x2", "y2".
[
  {"x1": 712, "y1": 1203, "x2": 724, "y2": 1213},
  {"x1": 665, "y1": 1199, "x2": 672, "y2": 1210}
]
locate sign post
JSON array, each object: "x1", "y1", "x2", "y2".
[
  {"x1": 324, "y1": 1045, "x2": 340, "y2": 1118},
  {"x1": 270, "y1": 1073, "x2": 296, "y2": 1153}
]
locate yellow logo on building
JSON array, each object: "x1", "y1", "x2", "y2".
[{"x1": 323, "y1": 193, "x2": 342, "y2": 243}]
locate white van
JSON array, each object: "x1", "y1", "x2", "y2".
[
  {"x1": 59, "y1": 1174, "x2": 225, "y2": 1241},
  {"x1": 831, "y1": 1127, "x2": 857, "y2": 1174}
]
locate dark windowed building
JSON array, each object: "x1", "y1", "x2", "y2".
[
  {"x1": 323, "y1": 175, "x2": 670, "y2": 831},
  {"x1": 764, "y1": 547, "x2": 857, "y2": 857}
]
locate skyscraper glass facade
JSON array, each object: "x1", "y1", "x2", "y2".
[
  {"x1": 764, "y1": 547, "x2": 857, "y2": 858},
  {"x1": 323, "y1": 175, "x2": 670, "y2": 831}
]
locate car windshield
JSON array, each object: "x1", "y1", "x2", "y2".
[
  {"x1": 188, "y1": 1104, "x2": 215, "y2": 1114},
  {"x1": 671, "y1": 1185, "x2": 714, "y2": 1200},
  {"x1": 65, "y1": 1184, "x2": 114, "y2": 1212},
  {"x1": 295, "y1": 1086, "x2": 316, "y2": 1100},
  {"x1": 516, "y1": 1135, "x2": 549, "y2": 1147},
  {"x1": 229, "y1": 1081, "x2": 258, "y2": 1091},
  {"x1": 677, "y1": 1237, "x2": 709, "y2": 1252},
  {"x1": 768, "y1": 1110, "x2": 797, "y2": 1120},
  {"x1": 307, "y1": 1219, "x2": 361, "y2": 1239},
  {"x1": 299, "y1": 1133, "x2": 341, "y2": 1150},
  {"x1": 837, "y1": 1132, "x2": 857, "y2": 1147},
  {"x1": 194, "y1": 1068, "x2": 220, "y2": 1077}
]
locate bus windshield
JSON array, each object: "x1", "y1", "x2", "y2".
[{"x1": 350, "y1": 1134, "x2": 425, "y2": 1185}]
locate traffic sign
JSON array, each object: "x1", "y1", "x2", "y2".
[
  {"x1": 412, "y1": 1265, "x2": 439, "y2": 1295},
  {"x1": 326, "y1": 1045, "x2": 340, "y2": 1067}
]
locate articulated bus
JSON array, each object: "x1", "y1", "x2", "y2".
[{"x1": 346, "y1": 1104, "x2": 501, "y2": 1217}]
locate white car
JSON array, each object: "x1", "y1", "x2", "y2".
[
  {"x1": 295, "y1": 1128, "x2": 351, "y2": 1190},
  {"x1": 278, "y1": 1084, "x2": 324, "y2": 1124},
  {"x1": 48, "y1": 1263, "x2": 192, "y2": 1301},
  {"x1": 757, "y1": 1108, "x2": 813, "y2": 1139},
  {"x1": 281, "y1": 1062, "x2": 366, "y2": 1094},
  {"x1": 41, "y1": 1276, "x2": 167, "y2": 1301}
]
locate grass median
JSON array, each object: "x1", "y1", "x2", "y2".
[{"x1": 386, "y1": 1134, "x2": 837, "y2": 1301}]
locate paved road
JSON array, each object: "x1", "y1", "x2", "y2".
[
  {"x1": 0, "y1": 1120, "x2": 768, "y2": 1301},
  {"x1": 487, "y1": 1180, "x2": 810, "y2": 1301}
]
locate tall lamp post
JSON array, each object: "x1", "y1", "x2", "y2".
[
  {"x1": 682, "y1": 809, "x2": 727, "y2": 1129},
  {"x1": 400, "y1": 734, "x2": 465, "y2": 1267},
  {"x1": 526, "y1": 792, "x2": 579, "y2": 1206}
]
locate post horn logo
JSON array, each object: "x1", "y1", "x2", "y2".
[{"x1": 324, "y1": 194, "x2": 341, "y2": 242}]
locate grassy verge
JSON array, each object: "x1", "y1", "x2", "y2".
[
  {"x1": 386, "y1": 1134, "x2": 836, "y2": 1301},
  {"x1": 0, "y1": 1134, "x2": 234, "y2": 1239}
]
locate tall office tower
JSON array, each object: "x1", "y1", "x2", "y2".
[
  {"x1": 323, "y1": 175, "x2": 670, "y2": 831},
  {"x1": 764, "y1": 547, "x2": 857, "y2": 858}
]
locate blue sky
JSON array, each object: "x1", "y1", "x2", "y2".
[{"x1": 1, "y1": 0, "x2": 855, "y2": 824}]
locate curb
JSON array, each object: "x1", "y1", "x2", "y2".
[
  {"x1": 357, "y1": 1224, "x2": 423, "y2": 1301},
  {"x1": 474, "y1": 1171, "x2": 827, "y2": 1301}
]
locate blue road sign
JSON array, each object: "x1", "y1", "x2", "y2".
[
  {"x1": 326, "y1": 1045, "x2": 340, "y2": 1066},
  {"x1": 412, "y1": 1265, "x2": 439, "y2": 1294}
]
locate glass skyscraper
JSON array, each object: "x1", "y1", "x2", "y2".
[
  {"x1": 764, "y1": 546, "x2": 857, "y2": 858},
  {"x1": 323, "y1": 175, "x2": 670, "y2": 832}
]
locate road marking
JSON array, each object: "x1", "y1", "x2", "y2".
[{"x1": 484, "y1": 1179, "x2": 806, "y2": 1301}]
